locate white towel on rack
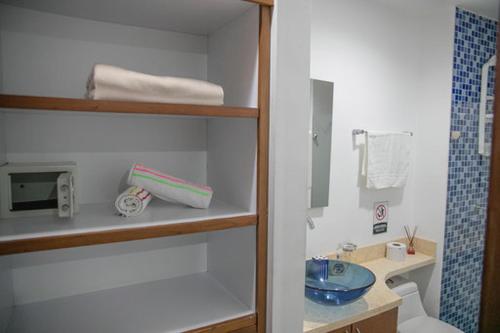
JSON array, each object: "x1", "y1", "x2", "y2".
[
  {"x1": 87, "y1": 64, "x2": 224, "y2": 105},
  {"x1": 362, "y1": 131, "x2": 412, "y2": 190}
]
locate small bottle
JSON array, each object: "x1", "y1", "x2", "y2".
[{"x1": 312, "y1": 256, "x2": 329, "y2": 281}]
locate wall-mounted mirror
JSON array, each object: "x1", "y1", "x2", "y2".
[{"x1": 308, "y1": 79, "x2": 333, "y2": 208}]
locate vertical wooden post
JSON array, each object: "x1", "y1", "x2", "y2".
[
  {"x1": 257, "y1": 4, "x2": 271, "y2": 333},
  {"x1": 479, "y1": 26, "x2": 500, "y2": 333}
]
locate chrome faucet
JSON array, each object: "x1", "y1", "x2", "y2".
[{"x1": 306, "y1": 216, "x2": 316, "y2": 229}]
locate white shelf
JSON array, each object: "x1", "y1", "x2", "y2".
[
  {"x1": 0, "y1": 200, "x2": 254, "y2": 242},
  {"x1": 0, "y1": 0, "x2": 256, "y2": 36},
  {"x1": 6, "y1": 272, "x2": 254, "y2": 333}
]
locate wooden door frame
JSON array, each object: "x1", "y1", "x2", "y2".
[
  {"x1": 479, "y1": 23, "x2": 500, "y2": 333},
  {"x1": 257, "y1": 4, "x2": 271, "y2": 333}
]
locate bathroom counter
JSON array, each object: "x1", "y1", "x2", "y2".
[{"x1": 303, "y1": 238, "x2": 436, "y2": 333}]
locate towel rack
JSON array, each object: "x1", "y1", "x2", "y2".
[{"x1": 352, "y1": 129, "x2": 413, "y2": 136}]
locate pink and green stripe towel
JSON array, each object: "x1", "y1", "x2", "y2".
[{"x1": 127, "y1": 164, "x2": 213, "y2": 209}]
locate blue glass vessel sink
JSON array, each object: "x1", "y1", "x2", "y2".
[{"x1": 305, "y1": 259, "x2": 376, "y2": 306}]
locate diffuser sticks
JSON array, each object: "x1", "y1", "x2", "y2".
[{"x1": 404, "y1": 225, "x2": 418, "y2": 255}]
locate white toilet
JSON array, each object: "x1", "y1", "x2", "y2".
[{"x1": 387, "y1": 276, "x2": 463, "y2": 333}]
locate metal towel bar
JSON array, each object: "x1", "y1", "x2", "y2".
[{"x1": 352, "y1": 129, "x2": 413, "y2": 136}]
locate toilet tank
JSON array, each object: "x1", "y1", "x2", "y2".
[{"x1": 386, "y1": 276, "x2": 427, "y2": 324}]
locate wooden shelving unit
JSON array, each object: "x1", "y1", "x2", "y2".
[
  {"x1": 0, "y1": 94, "x2": 259, "y2": 118},
  {"x1": 0, "y1": 0, "x2": 272, "y2": 332},
  {"x1": 0, "y1": 200, "x2": 256, "y2": 255},
  {"x1": 7, "y1": 273, "x2": 256, "y2": 333}
]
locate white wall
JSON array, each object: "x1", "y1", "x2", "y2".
[
  {"x1": 0, "y1": 4, "x2": 207, "y2": 98},
  {"x1": 11, "y1": 234, "x2": 207, "y2": 304},
  {"x1": 0, "y1": 26, "x2": 10, "y2": 333},
  {"x1": 308, "y1": 0, "x2": 455, "y2": 317},
  {"x1": 206, "y1": 7, "x2": 258, "y2": 212},
  {"x1": 0, "y1": 256, "x2": 13, "y2": 333},
  {"x1": 0, "y1": 25, "x2": 2, "y2": 91},
  {"x1": 268, "y1": 0, "x2": 311, "y2": 332},
  {"x1": 0, "y1": 26, "x2": 5, "y2": 167},
  {"x1": 409, "y1": 2, "x2": 455, "y2": 317},
  {"x1": 207, "y1": 226, "x2": 256, "y2": 309},
  {"x1": 207, "y1": 118, "x2": 257, "y2": 211},
  {"x1": 309, "y1": 0, "x2": 421, "y2": 255},
  {"x1": 208, "y1": 6, "x2": 258, "y2": 108},
  {"x1": 9, "y1": 227, "x2": 257, "y2": 308},
  {"x1": 0, "y1": 112, "x2": 5, "y2": 166}
]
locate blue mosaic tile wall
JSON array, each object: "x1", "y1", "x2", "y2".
[{"x1": 440, "y1": 8, "x2": 497, "y2": 333}]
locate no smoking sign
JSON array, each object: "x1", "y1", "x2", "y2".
[{"x1": 373, "y1": 201, "x2": 388, "y2": 234}]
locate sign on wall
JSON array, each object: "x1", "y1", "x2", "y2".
[{"x1": 373, "y1": 201, "x2": 388, "y2": 234}]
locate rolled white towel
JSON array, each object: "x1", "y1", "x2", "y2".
[
  {"x1": 87, "y1": 64, "x2": 224, "y2": 106},
  {"x1": 127, "y1": 164, "x2": 213, "y2": 209},
  {"x1": 115, "y1": 186, "x2": 152, "y2": 217}
]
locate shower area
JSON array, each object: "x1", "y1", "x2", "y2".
[{"x1": 440, "y1": 8, "x2": 497, "y2": 333}]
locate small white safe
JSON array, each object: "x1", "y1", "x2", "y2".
[{"x1": 0, "y1": 162, "x2": 79, "y2": 219}]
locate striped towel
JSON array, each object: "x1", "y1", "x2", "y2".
[
  {"x1": 115, "y1": 186, "x2": 152, "y2": 217},
  {"x1": 127, "y1": 164, "x2": 213, "y2": 209}
]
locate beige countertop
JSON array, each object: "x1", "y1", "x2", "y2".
[{"x1": 303, "y1": 238, "x2": 436, "y2": 333}]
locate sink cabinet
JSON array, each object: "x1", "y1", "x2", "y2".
[
  {"x1": 328, "y1": 308, "x2": 398, "y2": 333},
  {"x1": 329, "y1": 326, "x2": 351, "y2": 333}
]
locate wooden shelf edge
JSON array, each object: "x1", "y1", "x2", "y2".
[
  {"x1": 0, "y1": 214, "x2": 257, "y2": 255},
  {"x1": 244, "y1": 0, "x2": 273, "y2": 6},
  {"x1": 0, "y1": 94, "x2": 259, "y2": 118},
  {"x1": 186, "y1": 314, "x2": 257, "y2": 333}
]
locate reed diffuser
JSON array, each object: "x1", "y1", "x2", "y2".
[{"x1": 404, "y1": 225, "x2": 417, "y2": 255}]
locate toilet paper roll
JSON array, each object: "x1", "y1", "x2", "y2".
[{"x1": 386, "y1": 242, "x2": 407, "y2": 262}]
